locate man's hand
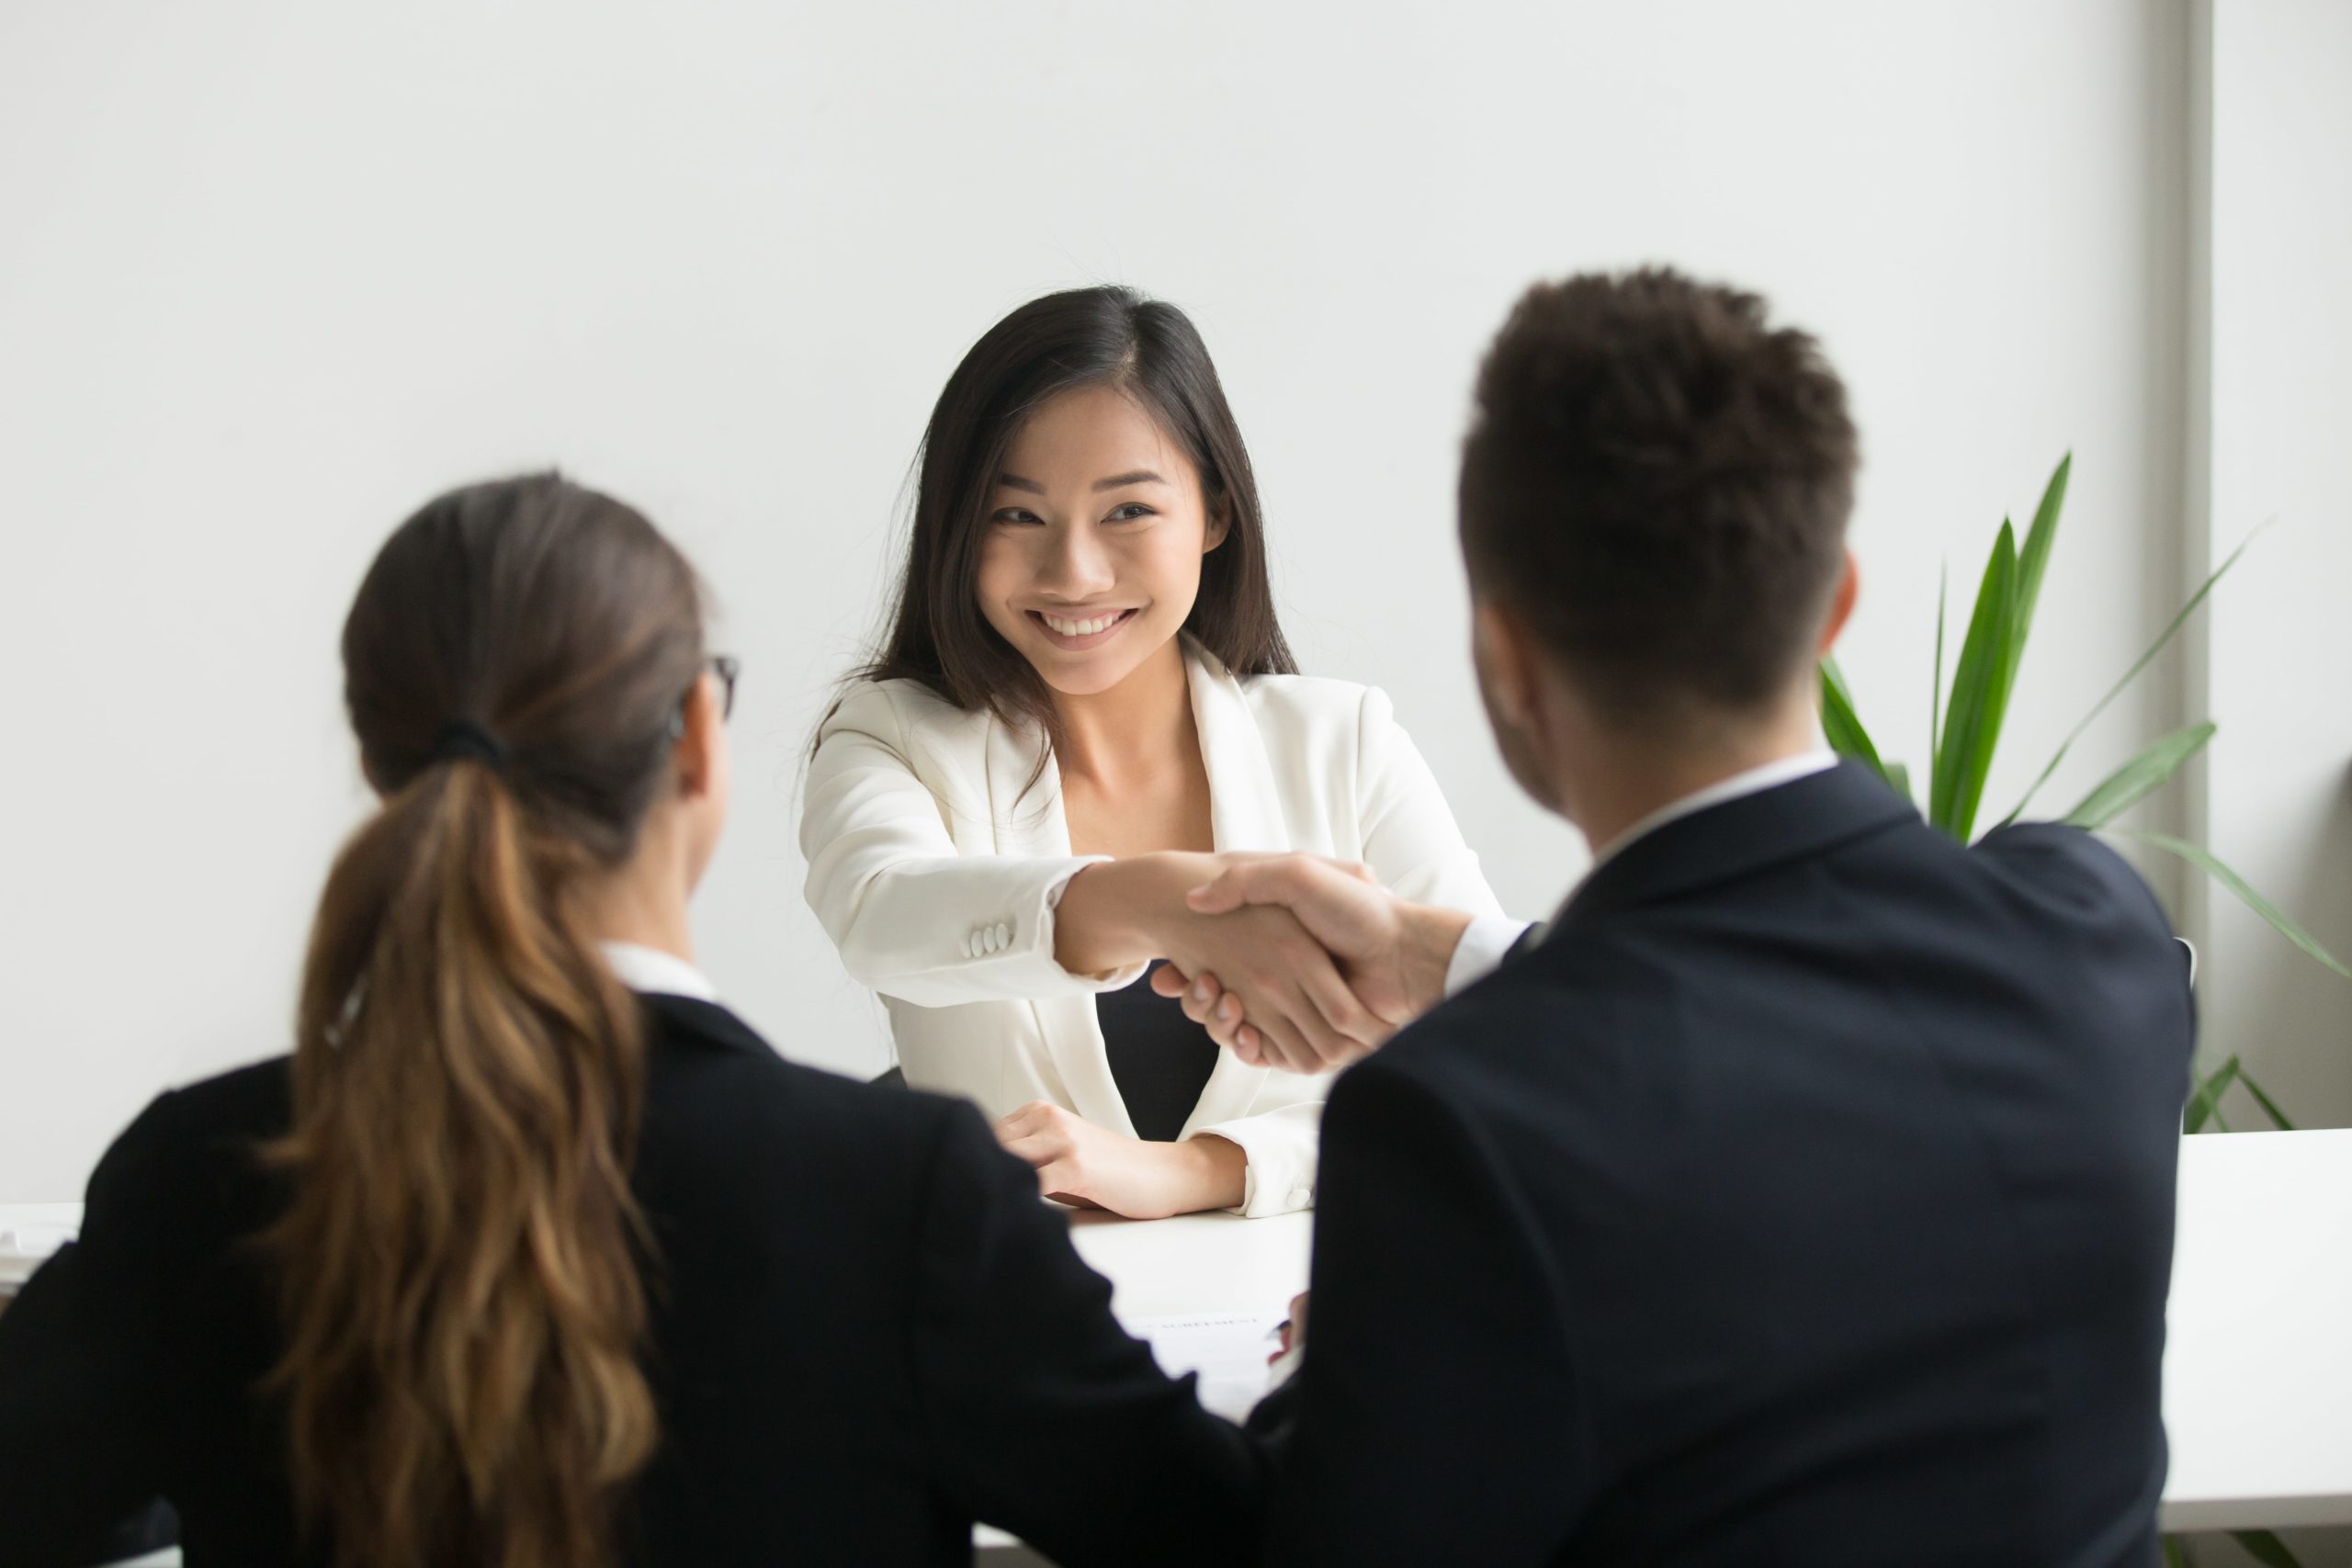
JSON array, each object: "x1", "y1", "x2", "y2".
[
  {"x1": 1058, "y1": 854, "x2": 1388, "y2": 1070},
  {"x1": 1270, "y1": 1290, "x2": 1310, "y2": 1367},
  {"x1": 994, "y1": 1102, "x2": 1248, "y2": 1218},
  {"x1": 1151, "y1": 857, "x2": 1472, "y2": 1070}
]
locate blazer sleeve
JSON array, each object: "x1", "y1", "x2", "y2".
[
  {"x1": 1250, "y1": 1056, "x2": 1593, "y2": 1564},
  {"x1": 907, "y1": 1100, "x2": 1265, "y2": 1565},
  {"x1": 1353, "y1": 687, "x2": 1505, "y2": 918},
  {"x1": 1193, "y1": 1099, "x2": 1323, "y2": 1219},
  {"x1": 801, "y1": 682, "x2": 1147, "y2": 1007},
  {"x1": 0, "y1": 1095, "x2": 186, "y2": 1564}
]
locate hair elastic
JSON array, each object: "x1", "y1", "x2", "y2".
[{"x1": 431, "y1": 720, "x2": 508, "y2": 773}]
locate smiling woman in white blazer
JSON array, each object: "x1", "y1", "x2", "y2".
[{"x1": 803, "y1": 288, "x2": 1500, "y2": 1219}]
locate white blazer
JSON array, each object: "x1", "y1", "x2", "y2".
[{"x1": 800, "y1": 637, "x2": 1503, "y2": 1217}]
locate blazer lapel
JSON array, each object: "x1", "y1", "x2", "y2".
[
  {"x1": 1187, "y1": 637, "x2": 1289, "y2": 853},
  {"x1": 1182, "y1": 637, "x2": 1291, "y2": 1132}
]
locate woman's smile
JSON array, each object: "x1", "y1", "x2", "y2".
[{"x1": 1029, "y1": 606, "x2": 1141, "y2": 650}]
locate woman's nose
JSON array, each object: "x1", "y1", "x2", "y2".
[{"x1": 1035, "y1": 521, "x2": 1115, "y2": 597}]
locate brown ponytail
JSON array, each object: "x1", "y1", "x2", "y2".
[{"x1": 262, "y1": 475, "x2": 707, "y2": 1568}]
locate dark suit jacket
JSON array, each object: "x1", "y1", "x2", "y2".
[
  {"x1": 0, "y1": 993, "x2": 1262, "y2": 1566},
  {"x1": 1253, "y1": 763, "x2": 2194, "y2": 1567}
]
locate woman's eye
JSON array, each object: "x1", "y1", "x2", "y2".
[
  {"x1": 1105, "y1": 503, "x2": 1156, "y2": 523},
  {"x1": 991, "y1": 508, "x2": 1043, "y2": 526}
]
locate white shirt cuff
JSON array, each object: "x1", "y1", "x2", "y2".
[{"x1": 1444, "y1": 915, "x2": 1535, "y2": 998}]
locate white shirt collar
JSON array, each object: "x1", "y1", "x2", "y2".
[
  {"x1": 598, "y1": 942, "x2": 718, "y2": 1003},
  {"x1": 1588, "y1": 747, "x2": 1841, "y2": 871}
]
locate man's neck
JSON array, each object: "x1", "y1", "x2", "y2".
[{"x1": 1564, "y1": 699, "x2": 1829, "y2": 860}]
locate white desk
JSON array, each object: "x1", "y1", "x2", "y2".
[
  {"x1": 8, "y1": 1131, "x2": 2347, "y2": 1548},
  {"x1": 2158, "y1": 1128, "x2": 2352, "y2": 1531}
]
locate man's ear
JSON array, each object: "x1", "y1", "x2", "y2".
[
  {"x1": 1816, "y1": 547, "x2": 1860, "y2": 656},
  {"x1": 1472, "y1": 598, "x2": 1541, "y2": 727}
]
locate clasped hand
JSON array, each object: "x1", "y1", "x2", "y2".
[{"x1": 1155, "y1": 853, "x2": 1464, "y2": 1074}]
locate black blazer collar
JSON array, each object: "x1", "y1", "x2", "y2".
[
  {"x1": 640, "y1": 991, "x2": 775, "y2": 1059},
  {"x1": 1556, "y1": 761, "x2": 1918, "y2": 932}
]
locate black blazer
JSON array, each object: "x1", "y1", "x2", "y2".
[
  {"x1": 1253, "y1": 763, "x2": 2194, "y2": 1567},
  {"x1": 0, "y1": 993, "x2": 1262, "y2": 1566}
]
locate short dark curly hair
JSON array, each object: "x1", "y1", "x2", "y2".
[{"x1": 1458, "y1": 267, "x2": 1858, "y2": 726}]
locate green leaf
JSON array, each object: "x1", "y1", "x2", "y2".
[
  {"x1": 2009, "y1": 453, "x2": 2071, "y2": 671},
  {"x1": 2063, "y1": 723, "x2": 2216, "y2": 828},
  {"x1": 2228, "y1": 1529, "x2": 2303, "y2": 1567},
  {"x1": 1930, "y1": 561, "x2": 1947, "y2": 766},
  {"x1": 1884, "y1": 761, "x2": 1911, "y2": 805},
  {"x1": 2003, "y1": 523, "x2": 2268, "y2": 827},
  {"x1": 2124, "y1": 830, "x2": 2352, "y2": 981},
  {"x1": 1820, "y1": 659, "x2": 1890, "y2": 782},
  {"x1": 2237, "y1": 1067, "x2": 2298, "y2": 1132},
  {"x1": 2185, "y1": 1055, "x2": 2240, "y2": 1134},
  {"x1": 2162, "y1": 1535, "x2": 2195, "y2": 1568},
  {"x1": 1929, "y1": 522, "x2": 2020, "y2": 841}
]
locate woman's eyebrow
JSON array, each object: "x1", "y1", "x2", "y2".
[
  {"x1": 1092, "y1": 469, "x2": 1166, "y2": 491},
  {"x1": 996, "y1": 472, "x2": 1047, "y2": 494}
]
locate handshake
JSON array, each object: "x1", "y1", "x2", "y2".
[{"x1": 1142, "y1": 855, "x2": 1476, "y2": 1076}]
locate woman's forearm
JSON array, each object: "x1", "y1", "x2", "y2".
[
  {"x1": 1175, "y1": 1134, "x2": 1249, "y2": 1212},
  {"x1": 1053, "y1": 852, "x2": 1222, "y2": 976}
]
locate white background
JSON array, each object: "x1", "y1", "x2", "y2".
[{"x1": 4, "y1": 0, "x2": 2341, "y2": 1214}]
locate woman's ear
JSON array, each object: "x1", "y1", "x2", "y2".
[
  {"x1": 672, "y1": 673, "x2": 724, "y2": 800},
  {"x1": 1203, "y1": 493, "x2": 1232, "y2": 554}
]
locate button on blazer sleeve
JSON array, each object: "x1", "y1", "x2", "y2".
[
  {"x1": 908, "y1": 1100, "x2": 1265, "y2": 1564},
  {"x1": 802, "y1": 682, "x2": 1146, "y2": 1007}
]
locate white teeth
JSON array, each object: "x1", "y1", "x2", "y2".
[{"x1": 1041, "y1": 611, "x2": 1124, "y2": 637}]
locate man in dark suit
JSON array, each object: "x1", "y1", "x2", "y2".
[{"x1": 1166, "y1": 268, "x2": 2195, "y2": 1564}]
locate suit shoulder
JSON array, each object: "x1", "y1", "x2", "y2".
[
  {"x1": 74, "y1": 1056, "x2": 291, "y2": 1253},
  {"x1": 1973, "y1": 820, "x2": 2176, "y2": 936},
  {"x1": 642, "y1": 997, "x2": 964, "y2": 1167},
  {"x1": 1234, "y1": 671, "x2": 1400, "y2": 766},
  {"x1": 125, "y1": 1055, "x2": 293, "y2": 1162},
  {"x1": 1235, "y1": 670, "x2": 1379, "y2": 730},
  {"x1": 817, "y1": 675, "x2": 989, "y2": 750}
]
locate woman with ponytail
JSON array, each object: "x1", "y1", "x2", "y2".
[{"x1": 0, "y1": 475, "x2": 1261, "y2": 1567}]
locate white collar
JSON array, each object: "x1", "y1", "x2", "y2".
[
  {"x1": 598, "y1": 942, "x2": 718, "y2": 1003},
  {"x1": 1588, "y1": 747, "x2": 1841, "y2": 871}
]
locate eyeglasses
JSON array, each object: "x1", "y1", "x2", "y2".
[
  {"x1": 669, "y1": 654, "x2": 741, "y2": 739},
  {"x1": 707, "y1": 654, "x2": 740, "y2": 720}
]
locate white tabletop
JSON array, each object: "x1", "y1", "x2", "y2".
[
  {"x1": 9, "y1": 1129, "x2": 2348, "y2": 1542},
  {"x1": 2158, "y1": 1127, "x2": 2352, "y2": 1530}
]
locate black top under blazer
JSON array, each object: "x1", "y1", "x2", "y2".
[
  {"x1": 0, "y1": 993, "x2": 1262, "y2": 1567},
  {"x1": 1253, "y1": 763, "x2": 2195, "y2": 1567}
]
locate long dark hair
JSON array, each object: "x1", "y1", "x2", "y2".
[
  {"x1": 263, "y1": 474, "x2": 706, "y2": 1568},
  {"x1": 855, "y1": 286, "x2": 1295, "y2": 749}
]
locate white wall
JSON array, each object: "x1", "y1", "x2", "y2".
[
  {"x1": 2193, "y1": 0, "x2": 2352, "y2": 1133},
  {"x1": 0, "y1": 0, "x2": 2199, "y2": 1199}
]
